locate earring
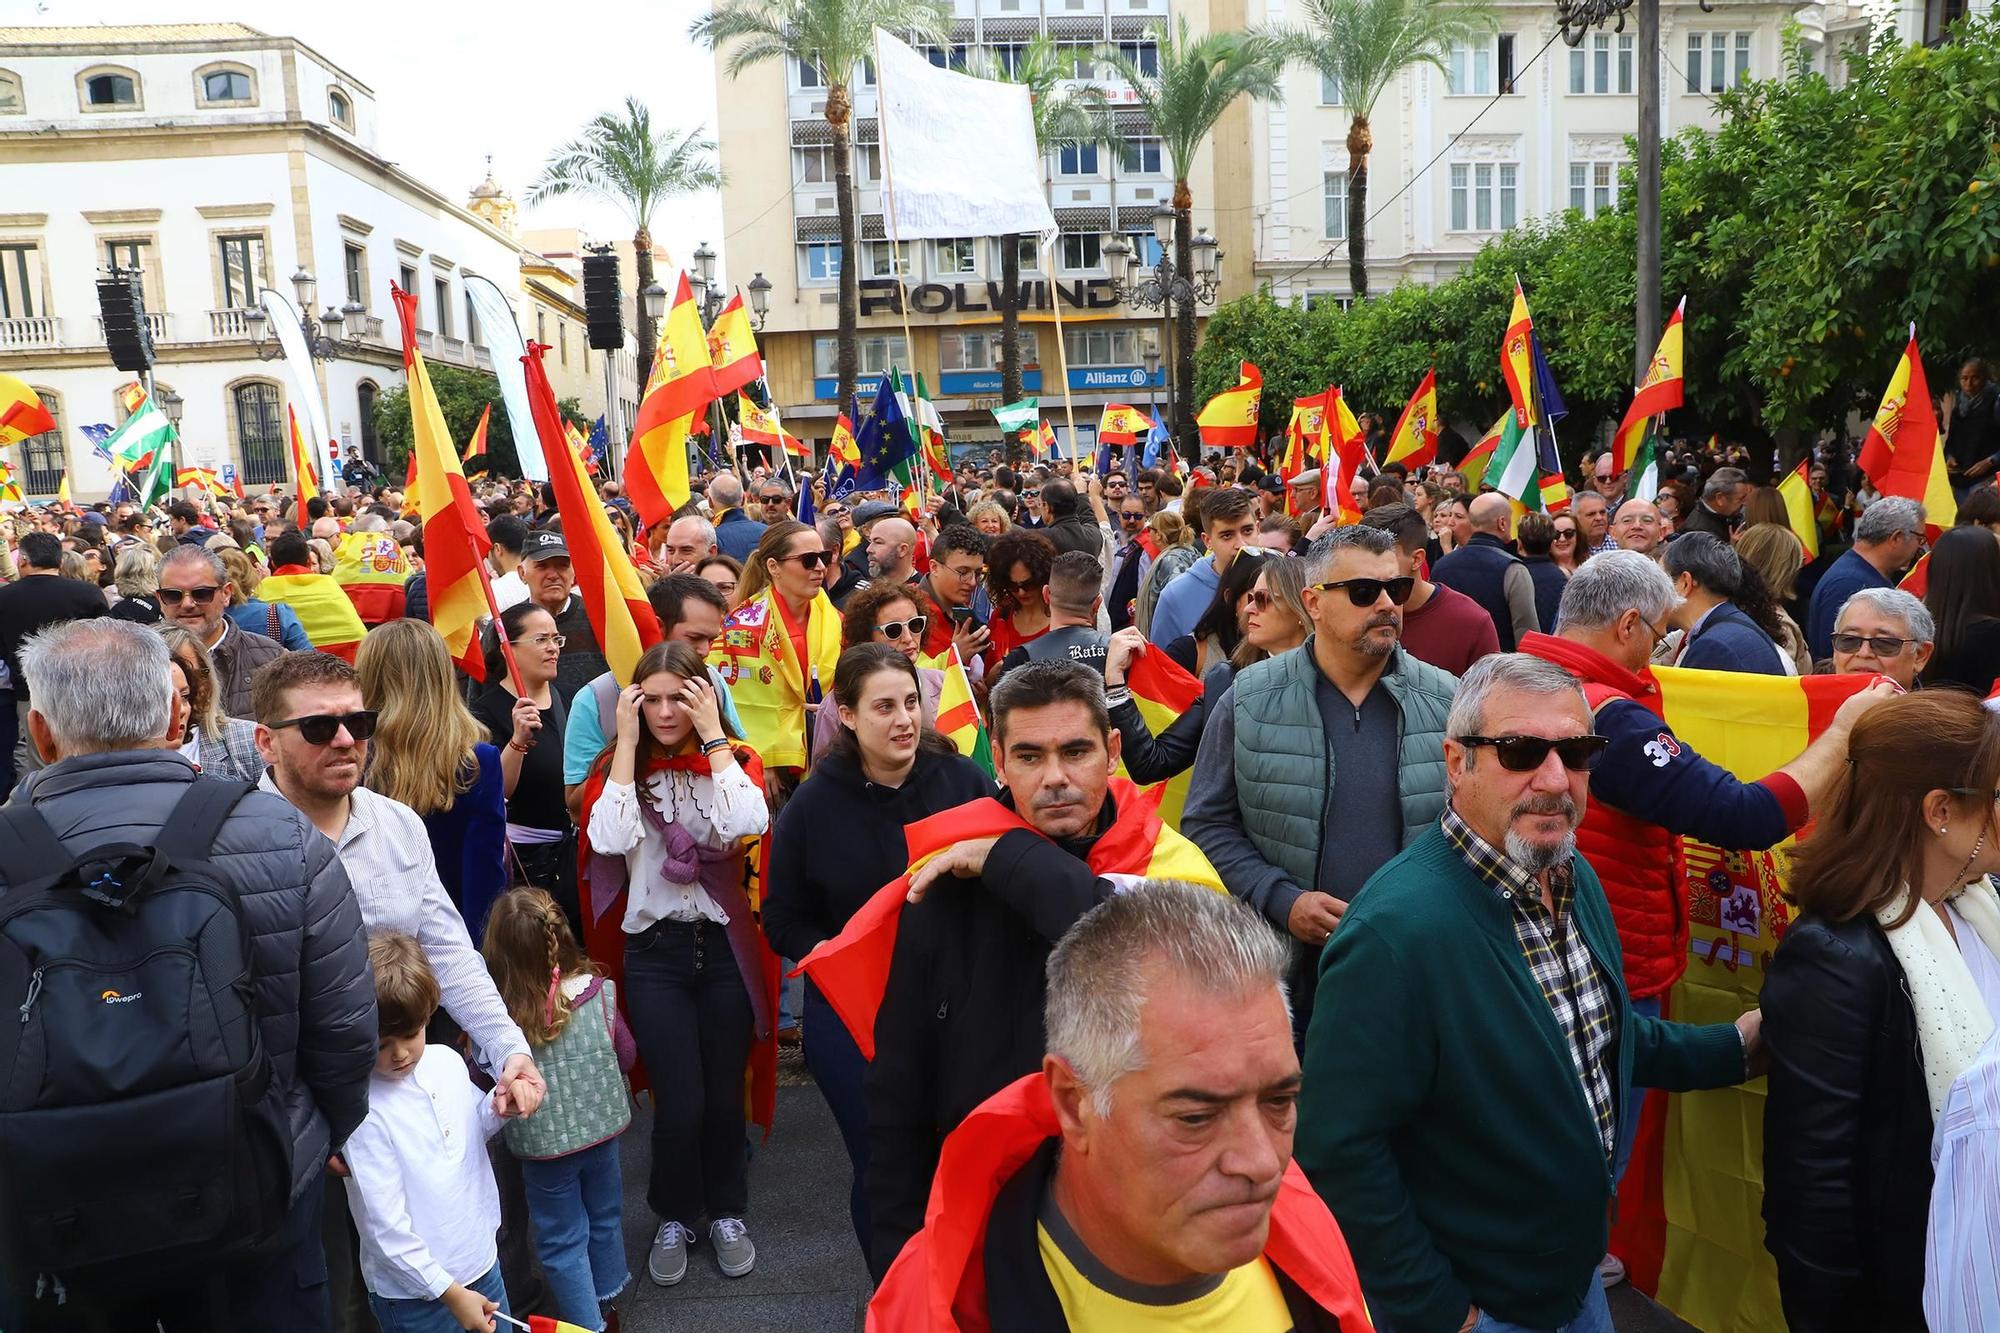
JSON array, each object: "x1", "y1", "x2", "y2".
[{"x1": 1942, "y1": 826, "x2": 1950, "y2": 836}]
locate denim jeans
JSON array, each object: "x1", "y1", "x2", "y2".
[
  {"x1": 803, "y1": 982, "x2": 871, "y2": 1266},
  {"x1": 1613, "y1": 994, "x2": 1663, "y2": 1188},
  {"x1": 621, "y1": 918, "x2": 754, "y2": 1228},
  {"x1": 520, "y1": 1139, "x2": 629, "y2": 1330},
  {"x1": 367, "y1": 1262, "x2": 508, "y2": 1333},
  {"x1": 1374, "y1": 1282, "x2": 1613, "y2": 1333}
]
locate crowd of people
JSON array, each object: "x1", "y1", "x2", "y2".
[{"x1": 3, "y1": 401, "x2": 2000, "y2": 1333}]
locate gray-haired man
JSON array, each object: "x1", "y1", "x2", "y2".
[
  {"x1": 1681, "y1": 465, "x2": 1752, "y2": 541},
  {"x1": 1829, "y1": 586, "x2": 1934, "y2": 689},
  {"x1": 1806, "y1": 495, "x2": 1927, "y2": 660},
  {"x1": 157, "y1": 542, "x2": 285, "y2": 718}
]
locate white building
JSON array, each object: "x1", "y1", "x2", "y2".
[{"x1": 0, "y1": 23, "x2": 602, "y2": 499}]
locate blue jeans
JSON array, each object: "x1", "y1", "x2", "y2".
[
  {"x1": 367, "y1": 1262, "x2": 509, "y2": 1333},
  {"x1": 520, "y1": 1139, "x2": 629, "y2": 1330},
  {"x1": 1613, "y1": 994, "x2": 1663, "y2": 1189},
  {"x1": 803, "y1": 982, "x2": 871, "y2": 1268},
  {"x1": 1375, "y1": 1283, "x2": 1613, "y2": 1333}
]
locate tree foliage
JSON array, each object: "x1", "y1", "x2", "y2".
[{"x1": 370, "y1": 364, "x2": 585, "y2": 481}]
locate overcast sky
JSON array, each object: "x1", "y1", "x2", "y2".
[{"x1": 20, "y1": 0, "x2": 729, "y2": 273}]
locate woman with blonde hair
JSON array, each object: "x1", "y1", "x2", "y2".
[
  {"x1": 357, "y1": 618, "x2": 509, "y2": 935},
  {"x1": 1135, "y1": 508, "x2": 1199, "y2": 637},
  {"x1": 155, "y1": 623, "x2": 261, "y2": 780},
  {"x1": 109, "y1": 544, "x2": 162, "y2": 623},
  {"x1": 1736, "y1": 523, "x2": 1813, "y2": 674},
  {"x1": 966, "y1": 500, "x2": 1011, "y2": 538}
]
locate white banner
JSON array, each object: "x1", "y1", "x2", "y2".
[
  {"x1": 465, "y1": 275, "x2": 546, "y2": 482},
  {"x1": 874, "y1": 28, "x2": 1058, "y2": 243},
  {"x1": 259, "y1": 288, "x2": 334, "y2": 493}
]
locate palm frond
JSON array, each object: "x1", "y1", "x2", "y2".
[
  {"x1": 693, "y1": 0, "x2": 951, "y2": 84},
  {"x1": 1276, "y1": 0, "x2": 1495, "y2": 117},
  {"x1": 527, "y1": 96, "x2": 721, "y2": 230},
  {"x1": 1099, "y1": 16, "x2": 1282, "y2": 184}
]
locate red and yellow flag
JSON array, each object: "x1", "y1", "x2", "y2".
[
  {"x1": 829, "y1": 410, "x2": 860, "y2": 471},
  {"x1": 705, "y1": 292, "x2": 765, "y2": 397},
  {"x1": 1776, "y1": 458, "x2": 1819, "y2": 560},
  {"x1": 461, "y1": 403, "x2": 491, "y2": 472},
  {"x1": 625, "y1": 272, "x2": 720, "y2": 532},
  {"x1": 1501, "y1": 281, "x2": 1537, "y2": 430},
  {"x1": 0, "y1": 373, "x2": 54, "y2": 447},
  {"x1": 1283, "y1": 391, "x2": 1329, "y2": 500},
  {"x1": 528, "y1": 342, "x2": 661, "y2": 686},
  {"x1": 1460, "y1": 411, "x2": 1510, "y2": 491},
  {"x1": 391, "y1": 284, "x2": 493, "y2": 678},
  {"x1": 286, "y1": 405, "x2": 320, "y2": 505},
  {"x1": 1119, "y1": 648, "x2": 1205, "y2": 829},
  {"x1": 1857, "y1": 328, "x2": 1955, "y2": 534},
  {"x1": 932, "y1": 645, "x2": 992, "y2": 774},
  {"x1": 564, "y1": 419, "x2": 599, "y2": 478},
  {"x1": 175, "y1": 465, "x2": 227, "y2": 498},
  {"x1": 0, "y1": 461, "x2": 21, "y2": 504},
  {"x1": 1197, "y1": 361, "x2": 1262, "y2": 448},
  {"x1": 1609, "y1": 298, "x2": 1686, "y2": 474},
  {"x1": 1097, "y1": 403, "x2": 1142, "y2": 446},
  {"x1": 1384, "y1": 369, "x2": 1440, "y2": 469},
  {"x1": 1327, "y1": 388, "x2": 1366, "y2": 523},
  {"x1": 1035, "y1": 420, "x2": 1057, "y2": 457}
]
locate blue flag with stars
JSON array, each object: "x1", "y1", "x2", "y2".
[{"x1": 852, "y1": 373, "x2": 915, "y2": 492}]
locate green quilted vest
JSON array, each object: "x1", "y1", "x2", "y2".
[
  {"x1": 503, "y1": 979, "x2": 633, "y2": 1161},
  {"x1": 1230, "y1": 642, "x2": 1458, "y2": 890}
]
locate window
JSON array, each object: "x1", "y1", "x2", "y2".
[
  {"x1": 1114, "y1": 42, "x2": 1159, "y2": 76},
  {"x1": 861, "y1": 57, "x2": 876, "y2": 86},
  {"x1": 1687, "y1": 33, "x2": 1752, "y2": 92},
  {"x1": 1570, "y1": 33, "x2": 1635, "y2": 93},
  {"x1": 233, "y1": 382, "x2": 287, "y2": 485},
  {"x1": 559, "y1": 320, "x2": 568, "y2": 364},
  {"x1": 934, "y1": 238, "x2": 978, "y2": 275},
  {"x1": 103, "y1": 238, "x2": 160, "y2": 309},
  {"x1": 1120, "y1": 137, "x2": 1164, "y2": 174},
  {"x1": 328, "y1": 89, "x2": 352, "y2": 126},
  {"x1": 1058, "y1": 232, "x2": 1103, "y2": 273},
  {"x1": 993, "y1": 235, "x2": 1043, "y2": 272},
  {"x1": 989, "y1": 44, "x2": 1025, "y2": 75},
  {"x1": 465, "y1": 292, "x2": 480, "y2": 345},
  {"x1": 1319, "y1": 71, "x2": 1342, "y2": 105},
  {"x1": 802, "y1": 242, "x2": 842, "y2": 283},
  {"x1": 1064, "y1": 327, "x2": 1143, "y2": 366},
  {"x1": 923, "y1": 45, "x2": 970, "y2": 70},
  {"x1": 21, "y1": 390, "x2": 62, "y2": 494},
  {"x1": 1499, "y1": 163, "x2": 1518, "y2": 230},
  {"x1": 862, "y1": 241, "x2": 910, "y2": 279},
  {"x1": 536, "y1": 310, "x2": 547, "y2": 344},
  {"x1": 84, "y1": 72, "x2": 137, "y2": 107},
  {"x1": 201, "y1": 69, "x2": 252, "y2": 103},
  {"x1": 218, "y1": 234, "x2": 265, "y2": 307},
  {"x1": 1449, "y1": 162, "x2": 1517, "y2": 232},
  {"x1": 856, "y1": 145, "x2": 881, "y2": 183},
  {"x1": 0, "y1": 243, "x2": 40, "y2": 319},
  {"x1": 939, "y1": 332, "x2": 992, "y2": 371},
  {"x1": 1323, "y1": 171, "x2": 1348, "y2": 240},
  {"x1": 343, "y1": 243, "x2": 366, "y2": 307},
  {"x1": 1569, "y1": 161, "x2": 1618, "y2": 217},
  {"x1": 796, "y1": 56, "x2": 824, "y2": 89},
  {"x1": 1447, "y1": 36, "x2": 1516, "y2": 95},
  {"x1": 815, "y1": 336, "x2": 908, "y2": 377},
  {"x1": 0, "y1": 71, "x2": 23, "y2": 115},
  {"x1": 356, "y1": 381, "x2": 379, "y2": 460},
  {"x1": 1124, "y1": 231, "x2": 1164, "y2": 268},
  {"x1": 433, "y1": 277, "x2": 451, "y2": 337},
  {"x1": 1053, "y1": 43, "x2": 1095, "y2": 78},
  {"x1": 1057, "y1": 142, "x2": 1100, "y2": 176},
  {"x1": 796, "y1": 145, "x2": 836, "y2": 184}
]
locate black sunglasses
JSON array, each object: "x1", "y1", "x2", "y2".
[
  {"x1": 271, "y1": 711, "x2": 379, "y2": 746},
  {"x1": 873, "y1": 615, "x2": 928, "y2": 639},
  {"x1": 158, "y1": 585, "x2": 222, "y2": 607},
  {"x1": 1311, "y1": 576, "x2": 1416, "y2": 607},
  {"x1": 781, "y1": 550, "x2": 834, "y2": 569},
  {"x1": 1457, "y1": 733, "x2": 1609, "y2": 773},
  {"x1": 1830, "y1": 632, "x2": 1913, "y2": 656}
]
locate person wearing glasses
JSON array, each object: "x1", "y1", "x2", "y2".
[
  {"x1": 1828, "y1": 587, "x2": 1934, "y2": 690},
  {"x1": 754, "y1": 479, "x2": 794, "y2": 524},
  {"x1": 1184, "y1": 524, "x2": 1458, "y2": 1044},
  {"x1": 712, "y1": 520, "x2": 842, "y2": 800},
  {"x1": 981, "y1": 529, "x2": 1057, "y2": 669},
  {"x1": 1806, "y1": 495, "x2": 1928, "y2": 660},
  {"x1": 1299, "y1": 653, "x2": 1763, "y2": 1333},
  {"x1": 471, "y1": 600, "x2": 579, "y2": 937},
  {"x1": 811, "y1": 582, "x2": 943, "y2": 757},
  {"x1": 155, "y1": 543, "x2": 284, "y2": 719},
  {"x1": 991, "y1": 552, "x2": 1109, "y2": 684}
]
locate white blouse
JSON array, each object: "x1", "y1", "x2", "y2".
[{"x1": 587, "y1": 764, "x2": 768, "y2": 934}]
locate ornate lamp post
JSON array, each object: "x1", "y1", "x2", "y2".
[
  {"x1": 690, "y1": 242, "x2": 722, "y2": 325},
  {"x1": 746, "y1": 272, "x2": 772, "y2": 331},
  {"x1": 1103, "y1": 206, "x2": 1221, "y2": 457},
  {"x1": 244, "y1": 267, "x2": 368, "y2": 362}
]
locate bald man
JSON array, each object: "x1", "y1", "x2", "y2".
[
  {"x1": 310, "y1": 516, "x2": 341, "y2": 544},
  {"x1": 864, "y1": 517, "x2": 918, "y2": 587},
  {"x1": 1429, "y1": 492, "x2": 1540, "y2": 650},
  {"x1": 1609, "y1": 498, "x2": 1666, "y2": 557}
]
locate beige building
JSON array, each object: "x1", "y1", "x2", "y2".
[{"x1": 712, "y1": 0, "x2": 1256, "y2": 456}]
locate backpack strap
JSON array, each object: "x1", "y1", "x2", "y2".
[
  {"x1": 155, "y1": 778, "x2": 255, "y2": 865},
  {"x1": 0, "y1": 801, "x2": 80, "y2": 896}
]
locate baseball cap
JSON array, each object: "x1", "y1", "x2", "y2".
[
  {"x1": 80, "y1": 511, "x2": 108, "y2": 527},
  {"x1": 1255, "y1": 474, "x2": 1285, "y2": 496},
  {"x1": 522, "y1": 529, "x2": 570, "y2": 561}
]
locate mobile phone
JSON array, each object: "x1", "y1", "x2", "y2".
[{"x1": 949, "y1": 606, "x2": 975, "y2": 625}]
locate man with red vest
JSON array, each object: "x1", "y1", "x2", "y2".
[{"x1": 868, "y1": 881, "x2": 1372, "y2": 1332}]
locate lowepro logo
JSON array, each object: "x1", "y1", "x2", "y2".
[{"x1": 99, "y1": 990, "x2": 142, "y2": 1005}]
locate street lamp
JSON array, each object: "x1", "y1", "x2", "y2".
[
  {"x1": 690, "y1": 241, "x2": 722, "y2": 324},
  {"x1": 746, "y1": 272, "x2": 772, "y2": 330},
  {"x1": 1104, "y1": 207, "x2": 1224, "y2": 455},
  {"x1": 157, "y1": 387, "x2": 183, "y2": 426},
  {"x1": 245, "y1": 279, "x2": 369, "y2": 364},
  {"x1": 290, "y1": 267, "x2": 317, "y2": 313},
  {"x1": 642, "y1": 282, "x2": 669, "y2": 325}
]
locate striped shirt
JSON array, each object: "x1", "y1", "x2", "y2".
[
  {"x1": 1441, "y1": 805, "x2": 1619, "y2": 1158},
  {"x1": 1927, "y1": 1024, "x2": 2000, "y2": 1331}
]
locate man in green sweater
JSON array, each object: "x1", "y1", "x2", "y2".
[{"x1": 1297, "y1": 653, "x2": 1763, "y2": 1333}]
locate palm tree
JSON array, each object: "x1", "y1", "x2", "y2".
[
  {"x1": 1278, "y1": 0, "x2": 1493, "y2": 301},
  {"x1": 979, "y1": 36, "x2": 1120, "y2": 411},
  {"x1": 1102, "y1": 19, "x2": 1282, "y2": 455},
  {"x1": 528, "y1": 97, "x2": 721, "y2": 383},
  {"x1": 694, "y1": 0, "x2": 951, "y2": 411}
]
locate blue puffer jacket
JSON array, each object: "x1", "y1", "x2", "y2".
[{"x1": 11, "y1": 752, "x2": 377, "y2": 1202}]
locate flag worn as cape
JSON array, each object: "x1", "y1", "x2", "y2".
[
  {"x1": 796, "y1": 778, "x2": 1223, "y2": 1059},
  {"x1": 708, "y1": 587, "x2": 842, "y2": 772},
  {"x1": 260, "y1": 565, "x2": 367, "y2": 661},
  {"x1": 1196, "y1": 361, "x2": 1261, "y2": 448}
]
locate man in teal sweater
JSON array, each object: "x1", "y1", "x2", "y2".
[{"x1": 1297, "y1": 653, "x2": 1762, "y2": 1333}]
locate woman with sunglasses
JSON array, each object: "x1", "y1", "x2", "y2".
[
  {"x1": 357, "y1": 619, "x2": 510, "y2": 937},
  {"x1": 1549, "y1": 514, "x2": 1586, "y2": 575},
  {"x1": 981, "y1": 530, "x2": 1055, "y2": 669},
  {"x1": 811, "y1": 582, "x2": 942, "y2": 759},
  {"x1": 155, "y1": 623, "x2": 261, "y2": 781},
  {"x1": 471, "y1": 600, "x2": 581, "y2": 936},
  {"x1": 1170, "y1": 547, "x2": 1272, "y2": 677},
  {"x1": 1763, "y1": 690, "x2": 2000, "y2": 1332},
  {"x1": 714, "y1": 520, "x2": 842, "y2": 802}
]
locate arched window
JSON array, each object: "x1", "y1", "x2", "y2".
[
  {"x1": 22, "y1": 389, "x2": 64, "y2": 495},
  {"x1": 0, "y1": 70, "x2": 23, "y2": 116},
  {"x1": 79, "y1": 67, "x2": 139, "y2": 109},
  {"x1": 231, "y1": 382, "x2": 287, "y2": 486},
  {"x1": 198, "y1": 65, "x2": 255, "y2": 105},
  {"x1": 328, "y1": 89, "x2": 353, "y2": 128},
  {"x1": 356, "y1": 380, "x2": 380, "y2": 461}
]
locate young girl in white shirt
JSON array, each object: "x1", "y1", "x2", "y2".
[{"x1": 578, "y1": 640, "x2": 771, "y2": 1289}]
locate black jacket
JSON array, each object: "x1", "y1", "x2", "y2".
[
  {"x1": 865, "y1": 791, "x2": 1124, "y2": 1276},
  {"x1": 762, "y1": 746, "x2": 996, "y2": 965},
  {"x1": 1761, "y1": 910, "x2": 1930, "y2": 1333}
]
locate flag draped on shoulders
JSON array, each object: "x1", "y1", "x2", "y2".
[
  {"x1": 626, "y1": 272, "x2": 720, "y2": 531},
  {"x1": 1197, "y1": 361, "x2": 1261, "y2": 448},
  {"x1": 260, "y1": 564, "x2": 367, "y2": 661},
  {"x1": 708, "y1": 588, "x2": 842, "y2": 772},
  {"x1": 797, "y1": 778, "x2": 1223, "y2": 1059},
  {"x1": 1857, "y1": 328, "x2": 1954, "y2": 534}
]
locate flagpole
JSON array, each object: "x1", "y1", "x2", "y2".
[
  {"x1": 1044, "y1": 237, "x2": 1080, "y2": 465},
  {"x1": 873, "y1": 27, "x2": 930, "y2": 500}
]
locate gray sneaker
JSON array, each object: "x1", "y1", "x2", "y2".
[
  {"x1": 709, "y1": 1217, "x2": 756, "y2": 1278},
  {"x1": 648, "y1": 1221, "x2": 692, "y2": 1286}
]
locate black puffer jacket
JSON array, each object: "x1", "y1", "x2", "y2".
[
  {"x1": 13, "y1": 753, "x2": 377, "y2": 1202},
  {"x1": 1761, "y1": 910, "x2": 1931, "y2": 1333}
]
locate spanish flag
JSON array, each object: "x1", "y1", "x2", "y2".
[
  {"x1": 1197, "y1": 361, "x2": 1262, "y2": 448},
  {"x1": 625, "y1": 272, "x2": 720, "y2": 532},
  {"x1": 1857, "y1": 327, "x2": 1955, "y2": 534},
  {"x1": 829, "y1": 405, "x2": 861, "y2": 472},
  {"x1": 1383, "y1": 369, "x2": 1440, "y2": 469},
  {"x1": 1775, "y1": 458, "x2": 1819, "y2": 560},
  {"x1": 1609, "y1": 666, "x2": 1874, "y2": 1333},
  {"x1": 0, "y1": 461, "x2": 21, "y2": 503},
  {"x1": 1283, "y1": 391, "x2": 1329, "y2": 501},
  {"x1": 286, "y1": 405, "x2": 320, "y2": 506},
  {"x1": 54, "y1": 472, "x2": 70, "y2": 511},
  {"x1": 1097, "y1": 403, "x2": 1142, "y2": 446},
  {"x1": 933, "y1": 646, "x2": 992, "y2": 775},
  {"x1": 1327, "y1": 388, "x2": 1366, "y2": 523},
  {"x1": 1459, "y1": 411, "x2": 1511, "y2": 491},
  {"x1": 796, "y1": 779, "x2": 1225, "y2": 1059},
  {"x1": 1501, "y1": 281, "x2": 1537, "y2": 430},
  {"x1": 1609, "y1": 298, "x2": 1686, "y2": 474},
  {"x1": 1119, "y1": 647, "x2": 1204, "y2": 829},
  {"x1": 706, "y1": 292, "x2": 765, "y2": 396},
  {"x1": 259, "y1": 566, "x2": 367, "y2": 661},
  {"x1": 738, "y1": 398, "x2": 789, "y2": 452},
  {"x1": 461, "y1": 403, "x2": 491, "y2": 473},
  {"x1": 1035, "y1": 419, "x2": 1058, "y2": 458},
  {"x1": 526, "y1": 341, "x2": 661, "y2": 686},
  {"x1": 391, "y1": 283, "x2": 488, "y2": 675},
  {"x1": 0, "y1": 372, "x2": 54, "y2": 447},
  {"x1": 176, "y1": 465, "x2": 227, "y2": 498}
]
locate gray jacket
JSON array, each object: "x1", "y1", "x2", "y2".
[{"x1": 13, "y1": 752, "x2": 376, "y2": 1201}]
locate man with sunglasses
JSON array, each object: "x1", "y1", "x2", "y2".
[
  {"x1": 159, "y1": 545, "x2": 286, "y2": 719},
  {"x1": 1431, "y1": 492, "x2": 1541, "y2": 651},
  {"x1": 1299, "y1": 653, "x2": 1764, "y2": 1333},
  {"x1": 1106, "y1": 497, "x2": 1154, "y2": 632},
  {"x1": 1183, "y1": 524, "x2": 1458, "y2": 1043},
  {"x1": 1829, "y1": 587, "x2": 1933, "y2": 690}
]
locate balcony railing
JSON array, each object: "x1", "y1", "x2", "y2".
[
  {"x1": 0, "y1": 316, "x2": 62, "y2": 349},
  {"x1": 414, "y1": 328, "x2": 434, "y2": 353},
  {"x1": 98, "y1": 312, "x2": 169, "y2": 343},
  {"x1": 471, "y1": 343, "x2": 492, "y2": 370},
  {"x1": 209, "y1": 308, "x2": 258, "y2": 339},
  {"x1": 439, "y1": 335, "x2": 466, "y2": 362}
]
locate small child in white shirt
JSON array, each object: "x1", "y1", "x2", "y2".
[{"x1": 343, "y1": 931, "x2": 514, "y2": 1333}]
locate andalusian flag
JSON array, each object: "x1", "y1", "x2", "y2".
[
  {"x1": 1384, "y1": 369, "x2": 1440, "y2": 469},
  {"x1": 134, "y1": 437, "x2": 176, "y2": 509},
  {"x1": 1610, "y1": 666, "x2": 1874, "y2": 1333},
  {"x1": 1857, "y1": 327, "x2": 1955, "y2": 534},
  {"x1": 1487, "y1": 412, "x2": 1536, "y2": 506},
  {"x1": 914, "y1": 373, "x2": 951, "y2": 482},
  {"x1": 1197, "y1": 361, "x2": 1261, "y2": 448},
  {"x1": 1327, "y1": 388, "x2": 1366, "y2": 522},
  {"x1": 934, "y1": 645, "x2": 992, "y2": 775},
  {"x1": 0, "y1": 373, "x2": 54, "y2": 446},
  {"x1": 1776, "y1": 459, "x2": 1819, "y2": 560},
  {"x1": 1097, "y1": 403, "x2": 1142, "y2": 446},
  {"x1": 1501, "y1": 281, "x2": 1537, "y2": 430},
  {"x1": 993, "y1": 396, "x2": 1039, "y2": 434},
  {"x1": 625, "y1": 272, "x2": 719, "y2": 532},
  {"x1": 461, "y1": 404, "x2": 491, "y2": 473},
  {"x1": 1459, "y1": 412, "x2": 1510, "y2": 491},
  {"x1": 528, "y1": 342, "x2": 660, "y2": 686},
  {"x1": 796, "y1": 778, "x2": 1223, "y2": 1059},
  {"x1": 1610, "y1": 299, "x2": 1686, "y2": 476},
  {"x1": 1119, "y1": 648, "x2": 1204, "y2": 828},
  {"x1": 705, "y1": 292, "x2": 764, "y2": 396},
  {"x1": 287, "y1": 406, "x2": 320, "y2": 505},
  {"x1": 392, "y1": 283, "x2": 493, "y2": 679},
  {"x1": 103, "y1": 390, "x2": 176, "y2": 474}
]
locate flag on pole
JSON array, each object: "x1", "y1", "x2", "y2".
[
  {"x1": 402, "y1": 449, "x2": 421, "y2": 516},
  {"x1": 1282, "y1": 392, "x2": 1329, "y2": 494},
  {"x1": 1196, "y1": 361, "x2": 1262, "y2": 448},
  {"x1": 1326, "y1": 388, "x2": 1366, "y2": 522},
  {"x1": 1486, "y1": 412, "x2": 1537, "y2": 506},
  {"x1": 1459, "y1": 412, "x2": 1510, "y2": 492},
  {"x1": 1035, "y1": 420, "x2": 1058, "y2": 458},
  {"x1": 564, "y1": 419, "x2": 599, "y2": 478},
  {"x1": 1501, "y1": 281, "x2": 1538, "y2": 430},
  {"x1": 1857, "y1": 327, "x2": 1955, "y2": 534},
  {"x1": 461, "y1": 404, "x2": 491, "y2": 472},
  {"x1": 135, "y1": 440, "x2": 175, "y2": 510},
  {"x1": 1143, "y1": 411, "x2": 1172, "y2": 474},
  {"x1": 0, "y1": 462, "x2": 20, "y2": 505},
  {"x1": 1383, "y1": 370, "x2": 1440, "y2": 469},
  {"x1": 830, "y1": 402, "x2": 861, "y2": 473},
  {"x1": 391, "y1": 283, "x2": 495, "y2": 680},
  {"x1": 1610, "y1": 299, "x2": 1687, "y2": 475},
  {"x1": 287, "y1": 406, "x2": 320, "y2": 505},
  {"x1": 586, "y1": 416, "x2": 609, "y2": 470},
  {"x1": 1776, "y1": 459, "x2": 1820, "y2": 560},
  {"x1": 103, "y1": 391, "x2": 176, "y2": 473},
  {"x1": 1097, "y1": 404, "x2": 1142, "y2": 446},
  {"x1": 1531, "y1": 333, "x2": 1571, "y2": 513},
  {"x1": 626, "y1": 272, "x2": 720, "y2": 532},
  {"x1": 175, "y1": 465, "x2": 228, "y2": 498},
  {"x1": 914, "y1": 373, "x2": 951, "y2": 482},
  {"x1": 993, "y1": 397, "x2": 1039, "y2": 434},
  {"x1": 705, "y1": 293, "x2": 765, "y2": 396},
  {"x1": 0, "y1": 373, "x2": 54, "y2": 447},
  {"x1": 934, "y1": 645, "x2": 992, "y2": 774},
  {"x1": 853, "y1": 373, "x2": 916, "y2": 492},
  {"x1": 54, "y1": 472, "x2": 71, "y2": 511}
]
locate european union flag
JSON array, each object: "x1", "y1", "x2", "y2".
[
  {"x1": 1141, "y1": 412, "x2": 1170, "y2": 470},
  {"x1": 1529, "y1": 331, "x2": 1568, "y2": 475},
  {"x1": 852, "y1": 373, "x2": 915, "y2": 492},
  {"x1": 80, "y1": 423, "x2": 116, "y2": 466},
  {"x1": 586, "y1": 415, "x2": 609, "y2": 466}
]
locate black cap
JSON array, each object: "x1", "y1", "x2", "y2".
[
  {"x1": 522, "y1": 529, "x2": 570, "y2": 561},
  {"x1": 1255, "y1": 474, "x2": 1285, "y2": 496}
]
